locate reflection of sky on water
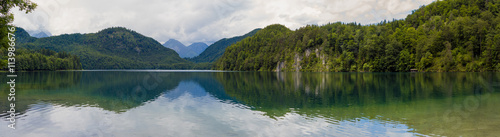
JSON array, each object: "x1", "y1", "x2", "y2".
[
  {"x1": 2, "y1": 80, "x2": 416, "y2": 137},
  {"x1": 163, "y1": 81, "x2": 208, "y2": 99}
]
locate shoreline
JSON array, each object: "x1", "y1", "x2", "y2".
[{"x1": 0, "y1": 69, "x2": 498, "y2": 73}]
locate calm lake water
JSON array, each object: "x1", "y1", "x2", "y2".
[{"x1": 1, "y1": 71, "x2": 499, "y2": 137}]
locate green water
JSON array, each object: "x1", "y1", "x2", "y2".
[{"x1": 1, "y1": 71, "x2": 499, "y2": 136}]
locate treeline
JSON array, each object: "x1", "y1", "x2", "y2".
[
  {"x1": 216, "y1": 0, "x2": 500, "y2": 72},
  {"x1": 14, "y1": 48, "x2": 82, "y2": 71}
]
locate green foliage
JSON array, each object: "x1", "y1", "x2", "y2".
[
  {"x1": 15, "y1": 48, "x2": 82, "y2": 71},
  {"x1": 13, "y1": 27, "x2": 36, "y2": 43},
  {"x1": 0, "y1": 0, "x2": 37, "y2": 68},
  {"x1": 215, "y1": 24, "x2": 292, "y2": 71},
  {"x1": 397, "y1": 49, "x2": 414, "y2": 71},
  {"x1": 18, "y1": 27, "x2": 193, "y2": 69},
  {"x1": 215, "y1": 0, "x2": 500, "y2": 72}
]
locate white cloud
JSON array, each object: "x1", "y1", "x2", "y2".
[{"x1": 12, "y1": 0, "x2": 435, "y2": 45}]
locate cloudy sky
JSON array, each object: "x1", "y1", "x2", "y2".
[{"x1": 12, "y1": 0, "x2": 434, "y2": 45}]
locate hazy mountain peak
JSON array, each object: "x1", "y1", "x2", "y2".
[
  {"x1": 163, "y1": 39, "x2": 187, "y2": 55},
  {"x1": 188, "y1": 42, "x2": 208, "y2": 55},
  {"x1": 165, "y1": 39, "x2": 183, "y2": 45},
  {"x1": 27, "y1": 29, "x2": 52, "y2": 38}
]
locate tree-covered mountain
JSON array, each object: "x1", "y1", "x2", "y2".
[
  {"x1": 14, "y1": 27, "x2": 37, "y2": 44},
  {"x1": 215, "y1": 0, "x2": 500, "y2": 72},
  {"x1": 162, "y1": 39, "x2": 207, "y2": 58},
  {"x1": 19, "y1": 27, "x2": 192, "y2": 69},
  {"x1": 0, "y1": 27, "x2": 81, "y2": 71},
  {"x1": 190, "y1": 28, "x2": 261, "y2": 63}
]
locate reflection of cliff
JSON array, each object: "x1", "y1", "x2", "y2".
[{"x1": 215, "y1": 72, "x2": 500, "y2": 136}]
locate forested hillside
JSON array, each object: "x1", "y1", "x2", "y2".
[
  {"x1": 19, "y1": 27, "x2": 192, "y2": 69},
  {"x1": 188, "y1": 42, "x2": 208, "y2": 56},
  {"x1": 0, "y1": 27, "x2": 81, "y2": 71},
  {"x1": 14, "y1": 27, "x2": 37, "y2": 44},
  {"x1": 16, "y1": 49, "x2": 82, "y2": 71},
  {"x1": 190, "y1": 29, "x2": 261, "y2": 63},
  {"x1": 215, "y1": 0, "x2": 500, "y2": 72}
]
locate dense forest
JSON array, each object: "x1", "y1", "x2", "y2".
[
  {"x1": 215, "y1": 0, "x2": 500, "y2": 72},
  {"x1": 18, "y1": 27, "x2": 193, "y2": 69},
  {"x1": 15, "y1": 48, "x2": 82, "y2": 71}
]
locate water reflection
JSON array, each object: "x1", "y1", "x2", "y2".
[{"x1": 1, "y1": 71, "x2": 499, "y2": 136}]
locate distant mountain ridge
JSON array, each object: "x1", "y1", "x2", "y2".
[
  {"x1": 27, "y1": 29, "x2": 52, "y2": 38},
  {"x1": 190, "y1": 28, "x2": 261, "y2": 63},
  {"x1": 188, "y1": 42, "x2": 208, "y2": 55},
  {"x1": 32, "y1": 32, "x2": 50, "y2": 38},
  {"x1": 163, "y1": 39, "x2": 188, "y2": 57},
  {"x1": 163, "y1": 39, "x2": 208, "y2": 58}
]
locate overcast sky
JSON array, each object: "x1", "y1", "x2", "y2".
[{"x1": 12, "y1": 0, "x2": 434, "y2": 45}]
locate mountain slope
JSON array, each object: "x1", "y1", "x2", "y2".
[
  {"x1": 19, "y1": 27, "x2": 191, "y2": 69},
  {"x1": 163, "y1": 39, "x2": 188, "y2": 55},
  {"x1": 188, "y1": 42, "x2": 208, "y2": 55},
  {"x1": 163, "y1": 39, "x2": 200, "y2": 58},
  {"x1": 14, "y1": 27, "x2": 37, "y2": 44},
  {"x1": 190, "y1": 28, "x2": 261, "y2": 63},
  {"x1": 215, "y1": 0, "x2": 500, "y2": 72},
  {"x1": 5, "y1": 27, "x2": 81, "y2": 71}
]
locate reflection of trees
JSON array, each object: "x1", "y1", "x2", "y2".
[
  {"x1": 1, "y1": 71, "x2": 82, "y2": 118},
  {"x1": 188, "y1": 73, "x2": 239, "y2": 102},
  {"x1": 215, "y1": 72, "x2": 500, "y2": 136},
  {"x1": 17, "y1": 71, "x2": 82, "y2": 90},
  {"x1": 2, "y1": 72, "x2": 497, "y2": 115},
  {"x1": 216, "y1": 72, "x2": 498, "y2": 116},
  {"x1": 1, "y1": 71, "x2": 498, "y2": 136},
  {"x1": 0, "y1": 71, "x2": 186, "y2": 115},
  {"x1": 0, "y1": 71, "x2": 238, "y2": 116},
  {"x1": 71, "y1": 71, "x2": 182, "y2": 112}
]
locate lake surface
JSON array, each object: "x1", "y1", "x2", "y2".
[{"x1": 1, "y1": 71, "x2": 499, "y2": 137}]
